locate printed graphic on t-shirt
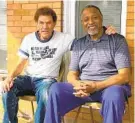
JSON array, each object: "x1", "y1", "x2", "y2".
[{"x1": 31, "y1": 46, "x2": 57, "y2": 61}]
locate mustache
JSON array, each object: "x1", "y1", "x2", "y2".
[
  {"x1": 87, "y1": 24, "x2": 97, "y2": 28},
  {"x1": 41, "y1": 30, "x2": 49, "y2": 32}
]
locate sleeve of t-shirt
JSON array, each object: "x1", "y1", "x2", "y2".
[
  {"x1": 69, "y1": 39, "x2": 80, "y2": 71},
  {"x1": 18, "y1": 36, "x2": 29, "y2": 59},
  {"x1": 114, "y1": 36, "x2": 131, "y2": 69}
]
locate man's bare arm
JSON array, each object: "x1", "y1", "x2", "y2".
[
  {"x1": 67, "y1": 70, "x2": 80, "y2": 87},
  {"x1": 81, "y1": 68, "x2": 131, "y2": 94},
  {"x1": 72, "y1": 68, "x2": 131, "y2": 97},
  {"x1": 8, "y1": 58, "x2": 27, "y2": 79},
  {"x1": 67, "y1": 70, "x2": 88, "y2": 88},
  {"x1": 3, "y1": 58, "x2": 27, "y2": 92},
  {"x1": 95, "y1": 68, "x2": 131, "y2": 90}
]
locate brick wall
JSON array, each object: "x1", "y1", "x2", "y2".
[
  {"x1": 7, "y1": 0, "x2": 63, "y2": 72},
  {"x1": 126, "y1": 0, "x2": 134, "y2": 122}
]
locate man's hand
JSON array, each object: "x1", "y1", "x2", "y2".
[
  {"x1": 1, "y1": 57, "x2": 27, "y2": 93},
  {"x1": 72, "y1": 80, "x2": 87, "y2": 88},
  {"x1": 3, "y1": 77, "x2": 14, "y2": 92},
  {"x1": 73, "y1": 89, "x2": 90, "y2": 97},
  {"x1": 73, "y1": 81, "x2": 90, "y2": 97},
  {"x1": 73, "y1": 81, "x2": 97, "y2": 97},
  {"x1": 74, "y1": 81, "x2": 97, "y2": 93},
  {"x1": 105, "y1": 25, "x2": 116, "y2": 35}
]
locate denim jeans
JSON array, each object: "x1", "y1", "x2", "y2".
[{"x1": 2, "y1": 75, "x2": 56, "y2": 123}]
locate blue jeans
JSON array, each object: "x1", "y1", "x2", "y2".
[{"x1": 2, "y1": 75, "x2": 56, "y2": 123}]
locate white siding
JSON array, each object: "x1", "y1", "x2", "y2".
[{"x1": 0, "y1": 0, "x2": 7, "y2": 70}]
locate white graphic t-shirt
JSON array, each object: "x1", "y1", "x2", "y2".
[{"x1": 18, "y1": 31, "x2": 74, "y2": 78}]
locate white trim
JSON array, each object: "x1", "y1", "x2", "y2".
[
  {"x1": 0, "y1": 70, "x2": 8, "y2": 74},
  {"x1": 63, "y1": 0, "x2": 76, "y2": 37},
  {"x1": 63, "y1": 0, "x2": 127, "y2": 37},
  {"x1": 0, "y1": 0, "x2": 7, "y2": 71},
  {"x1": 121, "y1": 0, "x2": 127, "y2": 36}
]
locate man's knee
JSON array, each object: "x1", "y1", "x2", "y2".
[
  {"x1": 38, "y1": 83, "x2": 61, "y2": 102},
  {"x1": 49, "y1": 83, "x2": 62, "y2": 95},
  {"x1": 102, "y1": 85, "x2": 125, "y2": 102}
]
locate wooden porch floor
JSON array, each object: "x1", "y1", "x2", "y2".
[{"x1": 0, "y1": 96, "x2": 133, "y2": 123}]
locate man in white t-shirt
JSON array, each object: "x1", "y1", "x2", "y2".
[
  {"x1": 2, "y1": 7, "x2": 116, "y2": 123},
  {"x1": 2, "y1": 7, "x2": 74, "y2": 123}
]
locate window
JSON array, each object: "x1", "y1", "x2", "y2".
[
  {"x1": 0, "y1": 0, "x2": 7, "y2": 72},
  {"x1": 63, "y1": 0, "x2": 127, "y2": 38},
  {"x1": 75, "y1": 1, "x2": 124, "y2": 38}
]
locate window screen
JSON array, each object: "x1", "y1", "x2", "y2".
[{"x1": 75, "y1": 1, "x2": 122, "y2": 38}]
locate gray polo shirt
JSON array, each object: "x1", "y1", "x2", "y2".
[{"x1": 69, "y1": 33, "x2": 131, "y2": 81}]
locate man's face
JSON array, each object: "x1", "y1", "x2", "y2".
[
  {"x1": 81, "y1": 7, "x2": 103, "y2": 36},
  {"x1": 37, "y1": 15, "x2": 56, "y2": 40}
]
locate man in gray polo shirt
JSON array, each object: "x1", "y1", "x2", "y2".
[{"x1": 44, "y1": 5, "x2": 131, "y2": 123}]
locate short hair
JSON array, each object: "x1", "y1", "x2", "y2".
[
  {"x1": 34, "y1": 7, "x2": 57, "y2": 22},
  {"x1": 81, "y1": 5, "x2": 103, "y2": 17}
]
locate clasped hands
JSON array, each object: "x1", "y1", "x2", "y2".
[{"x1": 73, "y1": 81, "x2": 97, "y2": 98}]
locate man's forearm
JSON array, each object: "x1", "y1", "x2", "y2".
[
  {"x1": 67, "y1": 71, "x2": 80, "y2": 86},
  {"x1": 96, "y1": 73, "x2": 130, "y2": 90},
  {"x1": 67, "y1": 75, "x2": 79, "y2": 86},
  {"x1": 8, "y1": 66, "x2": 23, "y2": 79},
  {"x1": 8, "y1": 59, "x2": 27, "y2": 80}
]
